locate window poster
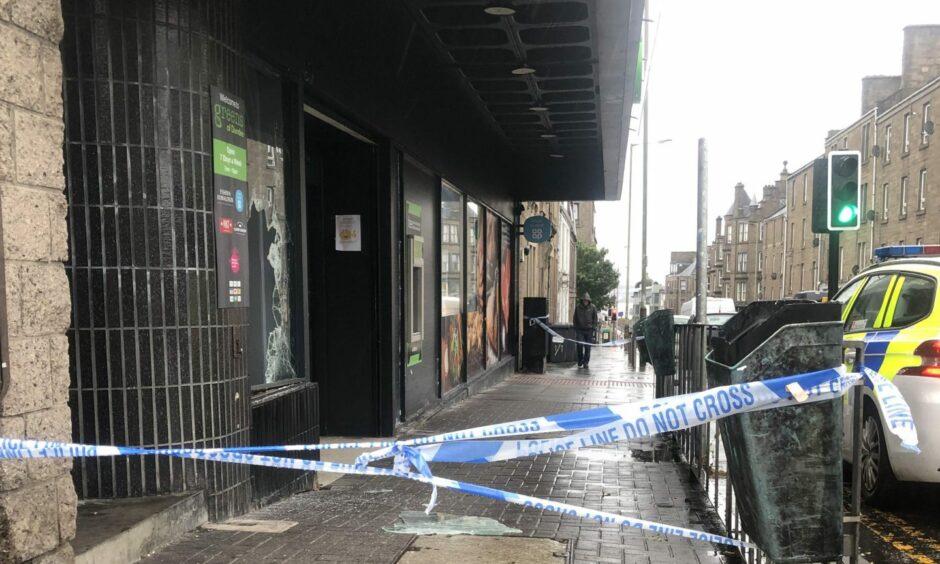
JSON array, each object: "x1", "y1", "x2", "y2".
[
  {"x1": 466, "y1": 203, "x2": 484, "y2": 378},
  {"x1": 441, "y1": 185, "x2": 464, "y2": 393},
  {"x1": 500, "y1": 220, "x2": 511, "y2": 358},
  {"x1": 485, "y1": 212, "x2": 499, "y2": 366}
]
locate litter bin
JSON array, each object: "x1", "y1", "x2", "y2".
[
  {"x1": 643, "y1": 309, "x2": 676, "y2": 378},
  {"x1": 707, "y1": 300, "x2": 843, "y2": 563},
  {"x1": 546, "y1": 324, "x2": 578, "y2": 363},
  {"x1": 522, "y1": 298, "x2": 548, "y2": 373}
]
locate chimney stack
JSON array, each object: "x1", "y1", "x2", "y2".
[
  {"x1": 861, "y1": 75, "x2": 902, "y2": 114},
  {"x1": 902, "y1": 25, "x2": 940, "y2": 94}
]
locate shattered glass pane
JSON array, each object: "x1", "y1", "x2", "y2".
[
  {"x1": 247, "y1": 138, "x2": 296, "y2": 384},
  {"x1": 383, "y1": 511, "x2": 522, "y2": 536}
]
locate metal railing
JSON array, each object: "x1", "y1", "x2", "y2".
[{"x1": 667, "y1": 324, "x2": 766, "y2": 564}]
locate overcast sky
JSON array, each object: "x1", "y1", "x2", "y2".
[{"x1": 599, "y1": 0, "x2": 940, "y2": 311}]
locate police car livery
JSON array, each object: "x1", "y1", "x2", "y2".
[{"x1": 835, "y1": 245, "x2": 940, "y2": 505}]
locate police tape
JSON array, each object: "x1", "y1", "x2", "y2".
[
  {"x1": 0, "y1": 366, "x2": 918, "y2": 551},
  {"x1": 0, "y1": 438, "x2": 754, "y2": 548},
  {"x1": 528, "y1": 317, "x2": 627, "y2": 348}
]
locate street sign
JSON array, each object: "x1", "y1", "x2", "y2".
[{"x1": 523, "y1": 215, "x2": 553, "y2": 243}]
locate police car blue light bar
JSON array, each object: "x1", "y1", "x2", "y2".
[{"x1": 874, "y1": 245, "x2": 940, "y2": 260}]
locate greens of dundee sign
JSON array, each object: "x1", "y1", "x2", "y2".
[{"x1": 211, "y1": 86, "x2": 250, "y2": 308}]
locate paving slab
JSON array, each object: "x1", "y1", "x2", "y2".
[{"x1": 142, "y1": 348, "x2": 734, "y2": 564}]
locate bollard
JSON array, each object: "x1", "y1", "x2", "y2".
[
  {"x1": 707, "y1": 301, "x2": 843, "y2": 563},
  {"x1": 633, "y1": 318, "x2": 650, "y2": 370}
]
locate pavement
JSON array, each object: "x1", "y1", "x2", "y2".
[
  {"x1": 141, "y1": 348, "x2": 733, "y2": 564},
  {"x1": 853, "y1": 485, "x2": 940, "y2": 563}
]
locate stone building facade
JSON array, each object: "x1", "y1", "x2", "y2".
[
  {"x1": 630, "y1": 280, "x2": 663, "y2": 319},
  {"x1": 517, "y1": 201, "x2": 578, "y2": 327},
  {"x1": 573, "y1": 201, "x2": 597, "y2": 247},
  {"x1": 663, "y1": 251, "x2": 695, "y2": 312},
  {"x1": 706, "y1": 173, "x2": 786, "y2": 308},
  {"x1": 0, "y1": 0, "x2": 77, "y2": 561},
  {"x1": 783, "y1": 25, "x2": 940, "y2": 296},
  {"x1": 761, "y1": 205, "x2": 787, "y2": 300}
]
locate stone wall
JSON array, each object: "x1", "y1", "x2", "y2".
[
  {"x1": 902, "y1": 26, "x2": 940, "y2": 95},
  {"x1": 0, "y1": 0, "x2": 75, "y2": 562}
]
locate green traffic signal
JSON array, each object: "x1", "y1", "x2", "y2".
[
  {"x1": 837, "y1": 204, "x2": 858, "y2": 225},
  {"x1": 827, "y1": 151, "x2": 861, "y2": 231}
]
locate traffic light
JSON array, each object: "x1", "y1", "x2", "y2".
[{"x1": 827, "y1": 150, "x2": 861, "y2": 231}]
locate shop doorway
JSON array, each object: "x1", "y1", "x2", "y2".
[{"x1": 304, "y1": 107, "x2": 381, "y2": 436}]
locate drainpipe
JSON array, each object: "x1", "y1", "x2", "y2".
[
  {"x1": 870, "y1": 109, "x2": 878, "y2": 259},
  {"x1": 781, "y1": 200, "x2": 788, "y2": 296}
]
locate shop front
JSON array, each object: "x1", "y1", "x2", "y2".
[{"x1": 53, "y1": 0, "x2": 641, "y2": 522}]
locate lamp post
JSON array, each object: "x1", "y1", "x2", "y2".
[
  {"x1": 638, "y1": 137, "x2": 672, "y2": 319},
  {"x1": 625, "y1": 142, "x2": 637, "y2": 329}
]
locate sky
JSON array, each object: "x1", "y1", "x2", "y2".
[{"x1": 598, "y1": 0, "x2": 940, "y2": 312}]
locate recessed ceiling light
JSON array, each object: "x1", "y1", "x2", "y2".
[
  {"x1": 529, "y1": 106, "x2": 549, "y2": 112},
  {"x1": 511, "y1": 66, "x2": 536, "y2": 76},
  {"x1": 484, "y1": 5, "x2": 516, "y2": 16},
  {"x1": 540, "y1": 133, "x2": 557, "y2": 139},
  {"x1": 549, "y1": 154, "x2": 564, "y2": 158}
]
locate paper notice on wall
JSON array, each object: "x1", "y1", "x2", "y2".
[{"x1": 335, "y1": 214, "x2": 362, "y2": 252}]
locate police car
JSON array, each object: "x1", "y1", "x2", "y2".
[{"x1": 834, "y1": 245, "x2": 940, "y2": 505}]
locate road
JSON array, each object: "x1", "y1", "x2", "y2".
[{"x1": 857, "y1": 484, "x2": 940, "y2": 563}]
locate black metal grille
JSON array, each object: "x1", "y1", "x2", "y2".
[
  {"x1": 63, "y1": 0, "x2": 251, "y2": 520},
  {"x1": 249, "y1": 383, "x2": 319, "y2": 505}
]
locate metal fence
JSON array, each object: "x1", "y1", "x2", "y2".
[{"x1": 668, "y1": 324, "x2": 767, "y2": 564}]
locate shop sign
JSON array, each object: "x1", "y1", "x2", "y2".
[
  {"x1": 211, "y1": 86, "x2": 250, "y2": 308},
  {"x1": 523, "y1": 215, "x2": 553, "y2": 243}
]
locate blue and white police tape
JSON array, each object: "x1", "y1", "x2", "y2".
[
  {"x1": 0, "y1": 437, "x2": 752, "y2": 548},
  {"x1": 358, "y1": 366, "x2": 918, "y2": 465},
  {"x1": 0, "y1": 366, "x2": 917, "y2": 551},
  {"x1": 528, "y1": 316, "x2": 627, "y2": 348}
]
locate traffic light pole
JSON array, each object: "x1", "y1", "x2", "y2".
[
  {"x1": 827, "y1": 231, "x2": 840, "y2": 300},
  {"x1": 639, "y1": 5, "x2": 649, "y2": 321}
]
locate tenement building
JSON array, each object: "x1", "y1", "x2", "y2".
[
  {"x1": 0, "y1": 1, "x2": 643, "y2": 560},
  {"x1": 663, "y1": 251, "x2": 695, "y2": 311},
  {"x1": 706, "y1": 171, "x2": 786, "y2": 308},
  {"x1": 784, "y1": 25, "x2": 940, "y2": 296}
]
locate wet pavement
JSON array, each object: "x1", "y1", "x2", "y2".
[
  {"x1": 141, "y1": 348, "x2": 734, "y2": 563},
  {"x1": 855, "y1": 484, "x2": 940, "y2": 563}
]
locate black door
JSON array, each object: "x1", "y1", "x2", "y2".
[{"x1": 305, "y1": 113, "x2": 380, "y2": 435}]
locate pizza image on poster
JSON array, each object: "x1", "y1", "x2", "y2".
[{"x1": 211, "y1": 86, "x2": 250, "y2": 308}]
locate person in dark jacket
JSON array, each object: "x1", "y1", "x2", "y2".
[{"x1": 573, "y1": 292, "x2": 598, "y2": 368}]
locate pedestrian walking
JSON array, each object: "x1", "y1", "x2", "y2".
[{"x1": 573, "y1": 292, "x2": 598, "y2": 368}]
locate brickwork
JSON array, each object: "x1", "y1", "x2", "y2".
[
  {"x1": 707, "y1": 177, "x2": 784, "y2": 306},
  {"x1": 785, "y1": 160, "x2": 824, "y2": 295},
  {"x1": 519, "y1": 201, "x2": 578, "y2": 331},
  {"x1": 739, "y1": 27, "x2": 940, "y2": 303},
  {"x1": 0, "y1": 0, "x2": 75, "y2": 561},
  {"x1": 574, "y1": 201, "x2": 597, "y2": 246},
  {"x1": 784, "y1": 81, "x2": 939, "y2": 295},
  {"x1": 664, "y1": 252, "x2": 695, "y2": 312},
  {"x1": 872, "y1": 86, "x2": 940, "y2": 250},
  {"x1": 902, "y1": 26, "x2": 940, "y2": 95}
]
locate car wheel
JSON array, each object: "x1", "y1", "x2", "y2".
[{"x1": 860, "y1": 402, "x2": 898, "y2": 506}]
